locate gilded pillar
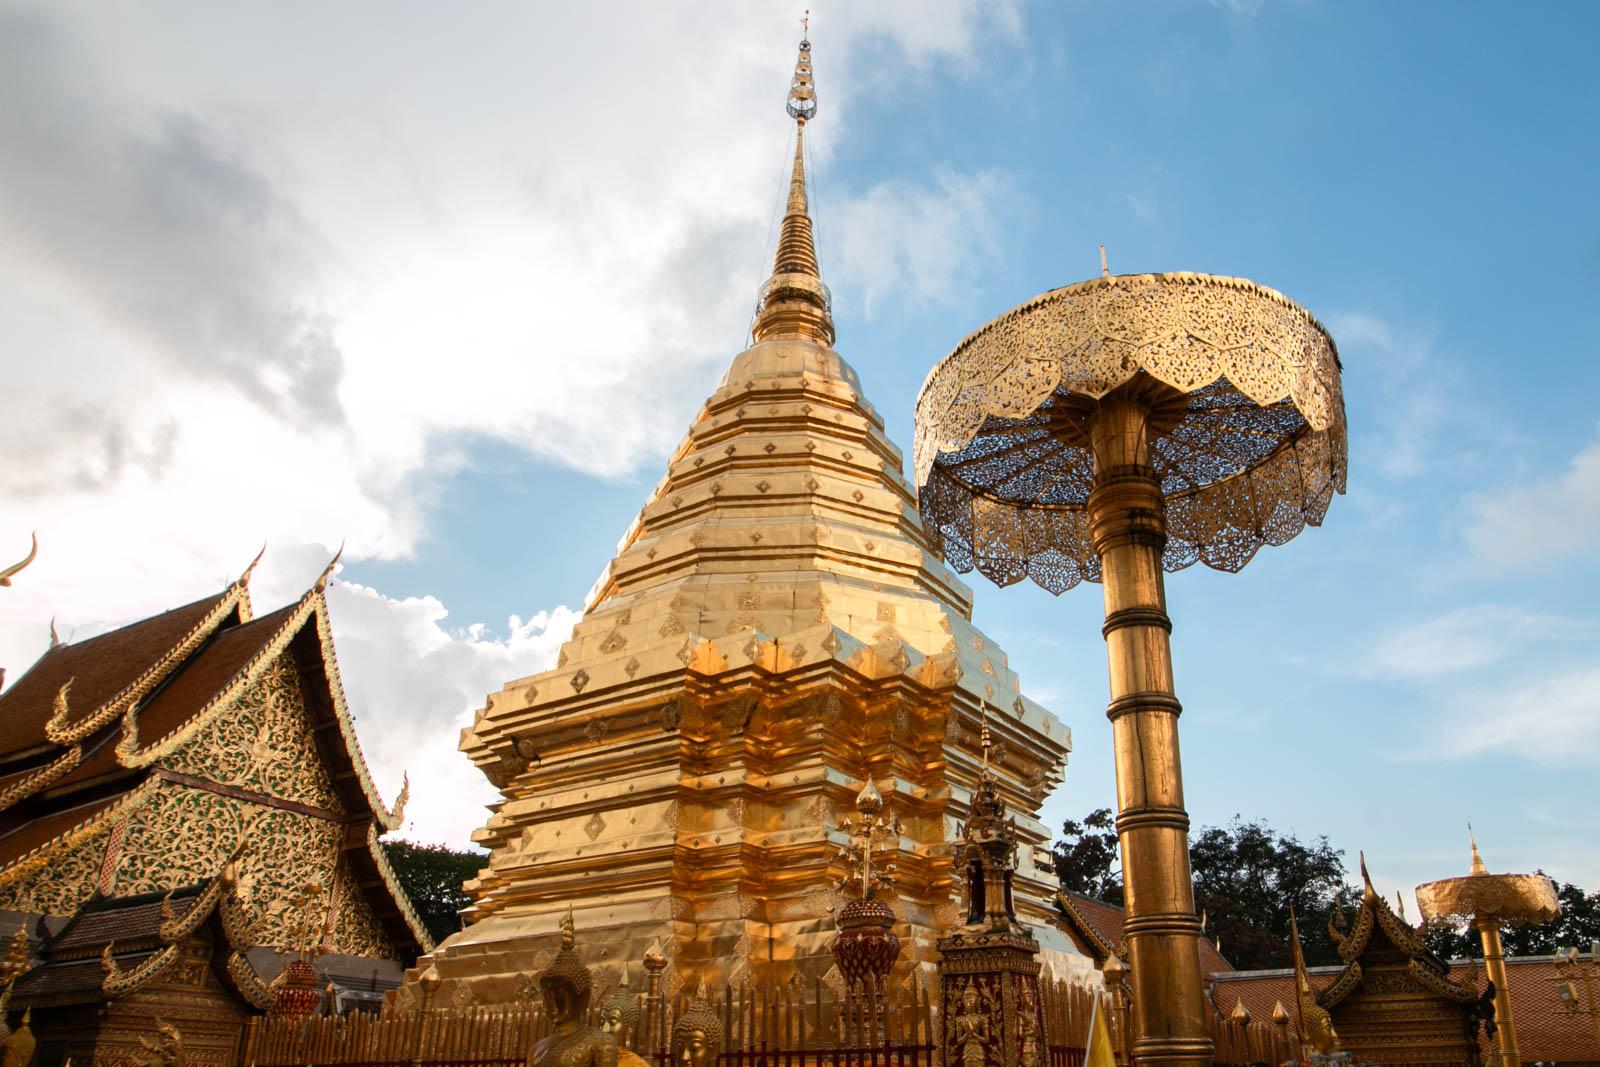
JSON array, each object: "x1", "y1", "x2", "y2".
[
  {"x1": 1086, "y1": 397, "x2": 1211, "y2": 1067},
  {"x1": 1476, "y1": 917, "x2": 1519, "y2": 1066}
]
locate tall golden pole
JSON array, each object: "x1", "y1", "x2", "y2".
[
  {"x1": 1088, "y1": 398, "x2": 1210, "y2": 1067},
  {"x1": 1475, "y1": 916, "x2": 1519, "y2": 1066},
  {"x1": 913, "y1": 273, "x2": 1347, "y2": 1067}
]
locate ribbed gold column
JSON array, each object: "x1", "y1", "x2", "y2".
[
  {"x1": 1087, "y1": 396, "x2": 1212, "y2": 1067},
  {"x1": 1477, "y1": 917, "x2": 1520, "y2": 1066}
]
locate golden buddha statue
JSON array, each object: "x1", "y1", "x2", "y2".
[
  {"x1": 669, "y1": 986, "x2": 723, "y2": 1067},
  {"x1": 598, "y1": 969, "x2": 647, "y2": 1067},
  {"x1": 529, "y1": 914, "x2": 617, "y2": 1067}
]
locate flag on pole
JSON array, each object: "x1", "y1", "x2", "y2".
[{"x1": 1085, "y1": 994, "x2": 1117, "y2": 1067}]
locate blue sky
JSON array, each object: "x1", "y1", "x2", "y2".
[{"x1": 3, "y1": 2, "x2": 1596, "y2": 907}]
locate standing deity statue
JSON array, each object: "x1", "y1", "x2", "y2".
[
  {"x1": 670, "y1": 986, "x2": 724, "y2": 1067},
  {"x1": 529, "y1": 914, "x2": 618, "y2": 1067},
  {"x1": 951, "y1": 985, "x2": 988, "y2": 1067},
  {"x1": 1018, "y1": 985, "x2": 1040, "y2": 1067},
  {"x1": 598, "y1": 970, "x2": 647, "y2": 1067}
]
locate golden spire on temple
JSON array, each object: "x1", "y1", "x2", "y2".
[{"x1": 752, "y1": 19, "x2": 834, "y2": 346}]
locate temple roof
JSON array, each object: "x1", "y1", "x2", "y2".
[
  {"x1": 1055, "y1": 890, "x2": 1233, "y2": 976},
  {"x1": 0, "y1": 561, "x2": 427, "y2": 958}
]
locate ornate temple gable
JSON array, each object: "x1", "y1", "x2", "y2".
[
  {"x1": 159, "y1": 655, "x2": 344, "y2": 813},
  {"x1": 1311, "y1": 857, "x2": 1485, "y2": 1064},
  {"x1": 0, "y1": 565, "x2": 427, "y2": 961}
]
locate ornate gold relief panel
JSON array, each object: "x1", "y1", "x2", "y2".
[
  {"x1": 160, "y1": 655, "x2": 344, "y2": 812},
  {"x1": 113, "y1": 782, "x2": 395, "y2": 958},
  {"x1": 0, "y1": 826, "x2": 107, "y2": 915}
]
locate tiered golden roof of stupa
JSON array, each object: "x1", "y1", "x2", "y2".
[{"x1": 408, "y1": 33, "x2": 1076, "y2": 1009}]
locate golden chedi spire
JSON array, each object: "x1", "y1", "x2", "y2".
[{"x1": 752, "y1": 27, "x2": 834, "y2": 346}]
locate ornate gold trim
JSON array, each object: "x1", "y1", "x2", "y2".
[
  {"x1": 225, "y1": 950, "x2": 274, "y2": 1010},
  {"x1": 0, "y1": 777, "x2": 159, "y2": 890},
  {"x1": 117, "y1": 592, "x2": 316, "y2": 769},
  {"x1": 365, "y1": 823, "x2": 434, "y2": 952},
  {"x1": 310, "y1": 602, "x2": 407, "y2": 830},
  {"x1": 101, "y1": 941, "x2": 180, "y2": 997},
  {"x1": 47, "y1": 585, "x2": 247, "y2": 746},
  {"x1": 1405, "y1": 957, "x2": 1476, "y2": 1003},
  {"x1": 0, "y1": 744, "x2": 82, "y2": 814}
]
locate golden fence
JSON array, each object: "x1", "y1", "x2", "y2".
[{"x1": 242, "y1": 976, "x2": 1298, "y2": 1067}]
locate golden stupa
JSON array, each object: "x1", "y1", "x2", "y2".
[{"x1": 397, "y1": 32, "x2": 1075, "y2": 1007}]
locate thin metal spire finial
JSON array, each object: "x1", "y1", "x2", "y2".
[{"x1": 1100, "y1": 244, "x2": 1110, "y2": 278}]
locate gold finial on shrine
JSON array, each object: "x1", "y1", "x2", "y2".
[
  {"x1": 561, "y1": 907, "x2": 577, "y2": 950},
  {"x1": 0, "y1": 533, "x2": 37, "y2": 587},
  {"x1": 1229, "y1": 997, "x2": 1250, "y2": 1026},
  {"x1": 47, "y1": 617, "x2": 60, "y2": 650},
  {"x1": 753, "y1": 23, "x2": 833, "y2": 346},
  {"x1": 1469, "y1": 823, "x2": 1488, "y2": 875},
  {"x1": 1099, "y1": 244, "x2": 1110, "y2": 278}
]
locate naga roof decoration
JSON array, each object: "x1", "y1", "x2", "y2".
[{"x1": 0, "y1": 551, "x2": 426, "y2": 959}]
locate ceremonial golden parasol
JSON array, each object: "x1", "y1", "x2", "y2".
[
  {"x1": 913, "y1": 268, "x2": 1346, "y2": 1067},
  {"x1": 1416, "y1": 830, "x2": 1559, "y2": 1067}
]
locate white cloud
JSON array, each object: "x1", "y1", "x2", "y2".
[
  {"x1": 1327, "y1": 311, "x2": 1446, "y2": 480},
  {"x1": 1440, "y1": 667, "x2": 1600, "y2": 765},
  {"x1": 1359, "y1": 605, "x2": 1589, "y2": 680},
  {"x1": 829, "y1": 167, "x2": 1026, "y2": 317},
  {"x1": 1461, "y1": 430, "x2": 1600, "y2": 572},
  {"x1": 321, "y1": 577, "x2": 578, "y2": 849},
  {"x1": 0, "y1": 3, "x2": 1027, "y2": 654}
]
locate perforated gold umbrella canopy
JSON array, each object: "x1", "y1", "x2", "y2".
[{"x1": 913, "y1": 272, "x2": 1348, "y2": 593}]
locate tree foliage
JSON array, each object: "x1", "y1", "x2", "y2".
[
  {"x1": 1053, "y1": 810, "x2": 1351, "y2": 970},
  {"x1": 1423, "y1": 877, "x2": 1600, "y2": 960},
  {"x1": 382, "y1": 839, "x2": 485, "y2": 945},
  {"x1": 1051, "y1": 808, "x2": 1123, "y2": 906}
]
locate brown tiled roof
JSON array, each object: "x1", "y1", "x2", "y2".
[
  {"x1": 1211, "y1": 956, "x2": 1596, "y2": 1063},
  {"x1": 1453, "y1": 955, "x2": 1598, "y2": 1064},
  {"x1": 12, "y1": 955, "x2": 121, "y2": 998},
  {"x1": 1057, "y1": 891, "x2": 1233, "y2": 975},
  {"x1": 0, "y1": 592, "x2": 238, "y2": 759},
  {"x1": 1210, "y1": 965, "x2": 1338, "y2": 1029},
  {"x1": 49, "y1": 885, "x2": 204, "y2": 955}
]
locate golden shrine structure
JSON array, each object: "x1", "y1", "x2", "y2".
[
  {"x1": 400, "y1": 32, "x2": 1077, "y2": 1010},
  {"x1": 0, "y1": 554, "x2": 428, "y2": 1064}
]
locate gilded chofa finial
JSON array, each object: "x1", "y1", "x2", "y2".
[
  {"x1": 0, "y1": 533, "x2": 37, "y2": 587},
  {"x1": 48, "y1": 617, "x2": 60, "y2": 650},
  {"x1": 314, "y1": 542, "x2": 345, "y2": 592},
  {"x1": 238, "y1": 544, "x2": 266, "y2": 587}
]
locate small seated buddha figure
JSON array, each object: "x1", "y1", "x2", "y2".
[
  {"x1": 670, "y1": 985, "x2": 724, "y2": 1067},
  {"x1": 529, "y1": 914, "x2": 618, "y2": 1067},
  {"x1": 598, "y1": 970, "x2": 648, "y2": 1067}
]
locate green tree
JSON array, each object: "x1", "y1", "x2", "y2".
[
  {"x1": 1051, "y1": 808, "x2": 1123, "y2": 905},
  {"x1": 382, "y1": 839, "x2": 486, "y2": 945},
  {"x1": 1052, "y1": 811, "x2": 1352, "y2": 970},
  {"x1": 1423, "y1": 877, "x2": 1600, "y2": 960}
]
